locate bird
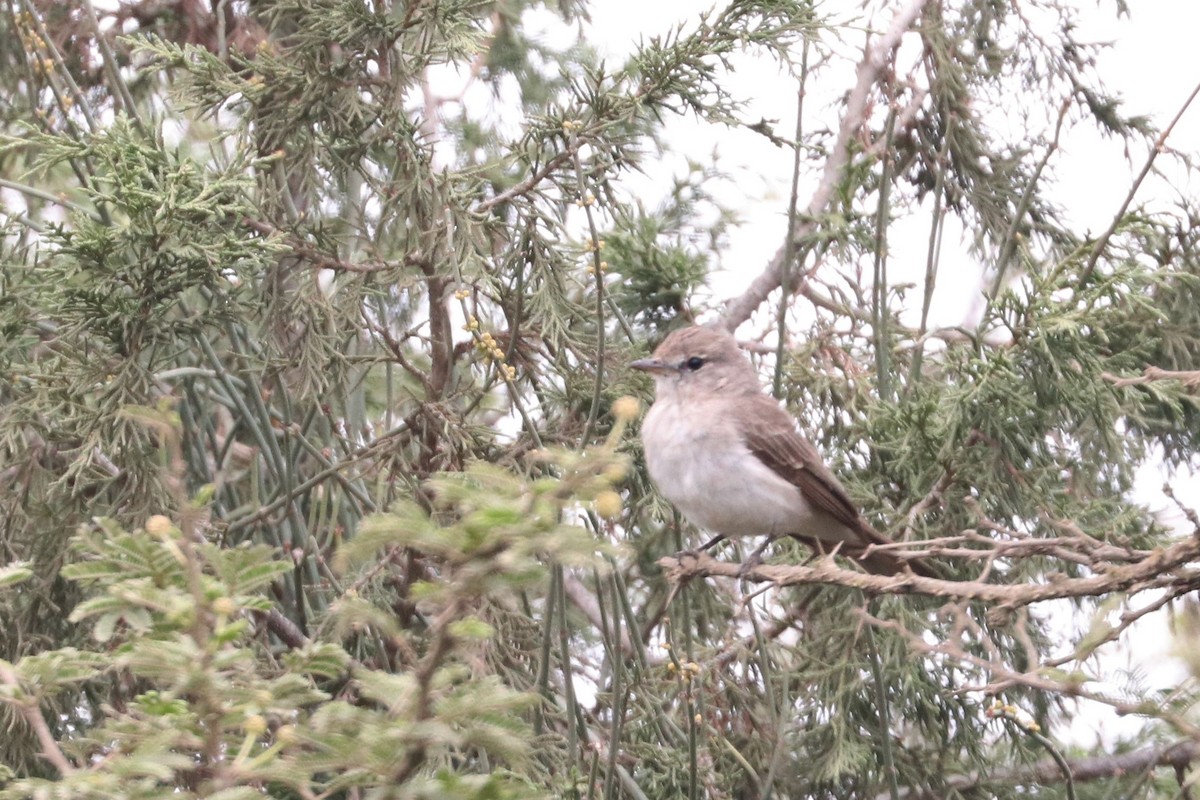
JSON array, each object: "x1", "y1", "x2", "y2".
[{"x1": 630, "y1": 324, "x2": 934, "y2": 577}]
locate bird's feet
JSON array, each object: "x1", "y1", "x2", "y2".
[
  {"x1": 669, "y1": 535, "x2": 726, "y2": 565},
  {"x1": 737, "y1": 536, "x2": 778, "y2": 579}
]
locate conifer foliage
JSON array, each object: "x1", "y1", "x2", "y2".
[{"x1": 1, "y1": 0, "x2": 1199, "y2": 797}]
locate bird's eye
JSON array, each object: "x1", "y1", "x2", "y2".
[{"x1": 685, "y1": 356, "x2": 705, "y2": 371}]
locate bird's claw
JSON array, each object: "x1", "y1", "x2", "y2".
[
  {"x1": 669, "y1": 535, "x2": 725, "y2": 564},
  {"x1": 737, "y1": 552, "x2": 764, "y2": 579},
  {"x1": 737, "y1": 536, "x2": 778, "y2": 579}
]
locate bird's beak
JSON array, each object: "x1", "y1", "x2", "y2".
[{"x1": 629, "y1": 357, "x2": 675, "y2": 375}]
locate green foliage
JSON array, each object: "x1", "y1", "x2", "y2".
[
  {"x1": 603, "y1": 164, "x2": 732, "y2": 333},
  {"x1": 0, "y1": 413, "x2": 626, "y2": 798}
]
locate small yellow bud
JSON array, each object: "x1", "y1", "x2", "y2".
[
  {"x1": 244, "y1": 714, "x2": 267, "y2": 735},
  {"x1": 602, "y1": 462, "x2": 628, "y2": 484},
  {"x1": 694, "y1": 713, "x2": 702, "y2": 724},
  {"x1": 611, "y1": 396, "x2": 640, "y2": 421},
  {"x1": 594, "y1": 490, "x2": 623, "y2": 520},
  {"x1": 276, "y1": 724, "x2": 296, "y2": 744},
  {"x1": 212, "y1": 597, "x2": 237, "y2": 617},
  {"x1": 145, "y1": 515, "x2": 174, "y2": 537}
]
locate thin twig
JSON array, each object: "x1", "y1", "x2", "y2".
[
  {"x1": 773, "y1": 41, "x2": 809, "y2": 399},
  {"x1": 477, "y1": 147, "x2": 580, "y2": 213},
  {"x1": 981, "y1": 99, "x2": 1070, "y2": 323},
  {"x1": 1080, "y1": 79, "x2": 1200, "y2": 286},
  {"x1": 1102, "y1": 367, "x2": 1200, "y2": 388},
  {"x1": 0, "y1": 663, "x2": 76, "y2": 776}
]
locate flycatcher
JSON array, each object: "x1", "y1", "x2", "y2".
[{"x1": 631, "y1": 325, "x2": 933, "y2": 577}]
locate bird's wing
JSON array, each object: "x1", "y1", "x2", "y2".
[
  {"x1": 739, "y1": 396, "x2": 939, "y2": 577},
  {"x1": 739, "y1": 395, "x2": 884, "y2": 543}
]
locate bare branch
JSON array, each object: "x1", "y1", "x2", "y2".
[
  {"x1": 873, "y1": 740, "x2": 1200, "y2": 799},
  {"x1": 980, "y1": 739, "x2": 1200, "y2": 785},
  {"x1": 1102, "y1": 367, "x2": 1200, "y2": 388},
  {"x1": 657, "y1": 532, "x2": 1200, "y2": 608},
  {"x1": 718, "y1": 0, "x2": 931, "y2": 330},
  {"x1": 1080, "y1": 78, "x2": 1200, "y2": 286}
]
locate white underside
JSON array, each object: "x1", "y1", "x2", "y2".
[{"x1": 642, "y1": 398, "x2": 857, "y2": 544}]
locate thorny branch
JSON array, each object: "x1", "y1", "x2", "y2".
[
  {"x1": 658, "y1": 524, "x2": 1200, "y2": 609},
  {"x1": 241, "y1": 217, "x2": 429, "y2": 273},
  {"x1": 476, "y1": 148, "x2": 580, "y2": 213}
]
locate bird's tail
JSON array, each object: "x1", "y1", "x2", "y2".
[
  {"x1": 854, "y1": 547, "x2": 941, "y2": 579},
  {"x1": 797, "y1": 535, "x2": 942, "y2": 579}
]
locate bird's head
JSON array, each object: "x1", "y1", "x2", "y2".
[{"x1": 630, "y1": 325, "x2": 761, "y2": 401}]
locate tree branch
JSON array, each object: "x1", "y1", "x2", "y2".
[
  {"x1": 1102, "y1": 367, "x2": 1200, "y2": 388},
  {"x1": 563, "y1": 573, "x2": 634, "y2": 656},
  {"x1": 1079, "y1": 78, "x2": 1200, "y2": 286},
  {"x1": 718, "y1": 0, "x2": 931, "y2": 330},
  {"x1": 476, "y1": 147, "x2": 579, "y2": 213},
  {"x1": 873, "y1": 740, "x2": 1200, "y2": 799},
  {"x1": 0, "y1": 662, "x2": 76, "y2": 776},
  {"x1": 657, "y1": 530, "x2": 1200, "y2": 608}
]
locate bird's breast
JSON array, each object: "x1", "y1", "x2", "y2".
[{"x1": 642, "y1": 400, "x2": 827, "y2": 538}]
